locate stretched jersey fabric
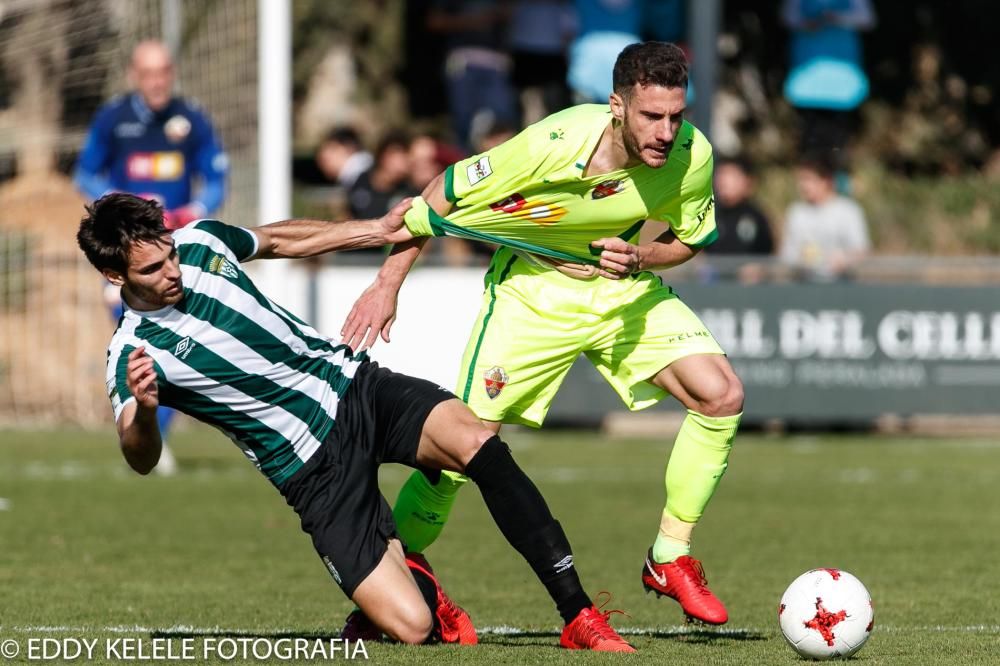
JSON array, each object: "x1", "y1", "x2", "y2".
[
  {"x1": 75, "y1": 94, "x2": 227, "y2": 214},
  {"x1": 403, "y1": 104, "x2": 717, "y2": 264},
  {"x1": 105, "y1": 221, "x2": 364, "y2": 487}
]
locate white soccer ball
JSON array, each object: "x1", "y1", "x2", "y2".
[{"x1": 778, "y1": 568, "x2": 874, "y2": 660}]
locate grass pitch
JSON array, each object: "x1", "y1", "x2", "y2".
[{"x1": 1, "y1": 425, "x2": 998, "y2": 664}]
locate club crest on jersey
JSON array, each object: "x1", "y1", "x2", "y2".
[
  {"x1": 208, "y1": 254, "x2": 238, "y2": 279},
  {"x1": 592, "y1": 179, "x2": 625, "y2": 199},
  {"x1": 483, "y1": 366, "x2": 509, "y2": 399},
  {"x1": 467, "y1": 156, "x2": 493, "y2": 185},
  {"x1": 165, "y1": 114, "x2": 192, "y2": 143}
]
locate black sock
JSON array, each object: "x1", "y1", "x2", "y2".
[
  {"x1": 464, "y1": 436, "x2": 592, "y2": 624},
  {"x1": 409, "y1": 565, "x2": 438, "y2": 614}
]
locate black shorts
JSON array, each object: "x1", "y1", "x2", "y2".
[{"x1": 281, "y1": 359, "x2": 454, "y2": 596}]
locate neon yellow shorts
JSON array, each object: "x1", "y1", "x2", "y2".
[{"x1": 456, "y1": 248, "x2": 725, "y2": 427}]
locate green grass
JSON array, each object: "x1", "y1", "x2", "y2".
[{"x1": 1, "y1": 426, "x2": 998, "y2": 664}]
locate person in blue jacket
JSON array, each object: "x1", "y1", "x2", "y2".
[
  {"x1": 75, "y1": 40, "x2": 229, "y2": 475},
  {"x1": 75, "y1": 40, "x2": 227, "y2": 230}
]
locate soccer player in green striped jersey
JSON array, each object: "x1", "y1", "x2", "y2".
[
  {"x1": 342, "y1": 42, "x2": 744, "y2": 627},
  {"x1": 76, "y1": 193, "x2": 634, "y2": 652}
]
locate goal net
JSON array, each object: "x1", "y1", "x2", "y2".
[{"x1": 0, "y1": 0, "x2": 258, "y2": 425}]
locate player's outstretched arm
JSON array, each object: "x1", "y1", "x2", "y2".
[
  {"x1": 116, "y1": 347, "x2": 163, "y2": 475},
  {"x1": 591, "y1": 228, "x2": 700, "y2": 280},
  {"x1": 250, "y1": 198, "x2": 415, "y2": 260},
  {"x1": 341, "y1": 237, "x2": 428, "y2": 351},
  {"x1": 341, "y1": 171, "x2": 454, "y2": 351}
]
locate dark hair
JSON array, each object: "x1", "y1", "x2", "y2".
[
  {"x1": 716, "y1": 155, "x2": 755, "y2": 177},
  {"x1": 77, "y1": 194, "x2": 169, "y2": 274},
  {"x1": 322, "y1": 126, "x2": 363, "y2": 149},
  {"x1": 797, "y1": 154, "x2": 835, "y2": 180},
  {"x1": 374, "y1": 130, "x2": 411, "y2": 164},
  {"x1": 613, "y1": 41, "x2": 688, "y2": 100}
]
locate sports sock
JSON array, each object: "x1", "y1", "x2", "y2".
[
  {"x1": 653, "y1": 410, "x2": 741, "y2": 564},
  {"x1": 392, "y1": 470, "x2": 468, "y2": 553},
  {"x1": 408, "y1": 566, "x2": 439, "y2": 614},
  {"x1": 464, "y1": 436, "x2": 591, "y2": 624}
]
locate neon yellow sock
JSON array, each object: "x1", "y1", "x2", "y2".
[
  {"x1": 392, "y1": 469, "x2": 469, "y2": 553},
  {"x1": 652, "y1": 410, "x2": 741, "y2": 563}
]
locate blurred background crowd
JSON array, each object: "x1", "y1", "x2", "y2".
[
  {"x1": 286, "y1": 0, "x2": 1000, "y2": 280},
  {"x1": 2, "y1": 0, "x2": 1000, "y2": 426}
]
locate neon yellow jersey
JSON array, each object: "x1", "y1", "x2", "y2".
[{"x1": 403, "y1": 104, "x2": 717, "y2": 264}]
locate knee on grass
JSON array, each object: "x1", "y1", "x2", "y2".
[{"x1": 379, "y1": 603, "x2": 434, "y2": 645}]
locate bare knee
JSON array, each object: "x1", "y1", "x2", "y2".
[
  {"x1": 698, "y1": 374, "x2": 744, "y2": 417},
  {"x1": 382, "y1": 604, "x2": 434, "y2": 645}
]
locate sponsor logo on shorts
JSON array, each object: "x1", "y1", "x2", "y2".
[
  {"x1": 322, "y1": 555, "x2": 343, "y2": 585},
  {"x1": 483, "y1": 366, "x2": 509, "y2": 399},
  {"x1": 467, "y1": 156, "x2": 493, "y2": 185},
  {"x1": 591, "y1": 179, "x2": 625, "y2": 199}
]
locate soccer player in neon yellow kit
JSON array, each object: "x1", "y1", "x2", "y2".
[{"x1": 342, "y1": 42, "x2": 744, "y2": 630}]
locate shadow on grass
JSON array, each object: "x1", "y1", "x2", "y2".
[
  {"x1": 478, "y1": 627, "x2": 768, "y2": 648},
  {"x1": 151, "y1": 630, "x2": 338, "y2": 641}
]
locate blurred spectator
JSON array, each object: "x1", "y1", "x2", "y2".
[
  {"x1": 709, "y1": 156, "x2": 775, "y2": 256},
  {"x1": 344, "y1": 132, "x2": 413, "y2": 257},
  {"x1": 476, "y1": 120, "x2": 518, "y2": 152},
  {"x1": 74, "y1": 40, "x2": 230, "y2": 476},
  {"x1": 349, "y1": 131, "x2": 414, "y2": 221},
  {"x1": 567, "y1": 0, "x2": 641, "y2": 103},
  {"x1": 508, "y1": 0, "x2": 576, "y2": 123},
  {"x1": 427, "y1": 0, "x2": 519, "y2": 152},
  {"x1": 316, "y1": 127, "x2": 373, "y2": 190},
  {"x1": 408, "y1": 133, "x2": 446, "y2": 194},
  {"x1": 781, "y1": 0, "x2": 876, "y2": 175},
  {"x1": 74, "y1": 40, "x2": 228, "y2": 230},
  {"x1": 780, "y1": 156, "x2": 870, "y2": 282}
]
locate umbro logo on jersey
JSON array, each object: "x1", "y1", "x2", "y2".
[
  {"x1": 592, "y1": 179, "x2": 625, "y2": 199},
  {"x1": 174, "y1": 336, "x2": 196, "y2": 359},
  {"x1": 208, "y1": 254, "x2": 238, "y2": 279},
  {"x1": 483, "y1": 366, "x2": 509, "y2": 399}
]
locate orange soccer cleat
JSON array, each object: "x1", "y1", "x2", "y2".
[
  {"x1": 560, "y1": 595, "x2": 636, "y2": 653},
  {"x1": 642, "y1": 549, "x2": 728, "y2": 625},
  {"x1": 405, "y1": 552, "x2": 478, "y2": 645}
]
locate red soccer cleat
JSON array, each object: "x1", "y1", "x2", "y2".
[
  {"x1": 642, "y1": 549, "x2": 728, "y2": 625},
  {"x1": 560, "y1": 596, "x2": 636, "y2": 653},
  {"x1": 339, "y1": 609, "x2": 382, "y2": 642},
  {"x1": 405, "y1": 552, "x2": 478, "y2": 645}
]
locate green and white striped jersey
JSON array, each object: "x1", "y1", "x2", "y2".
[{"x1": 105, "y1": 220, "x2": 364, "y2": 487}]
